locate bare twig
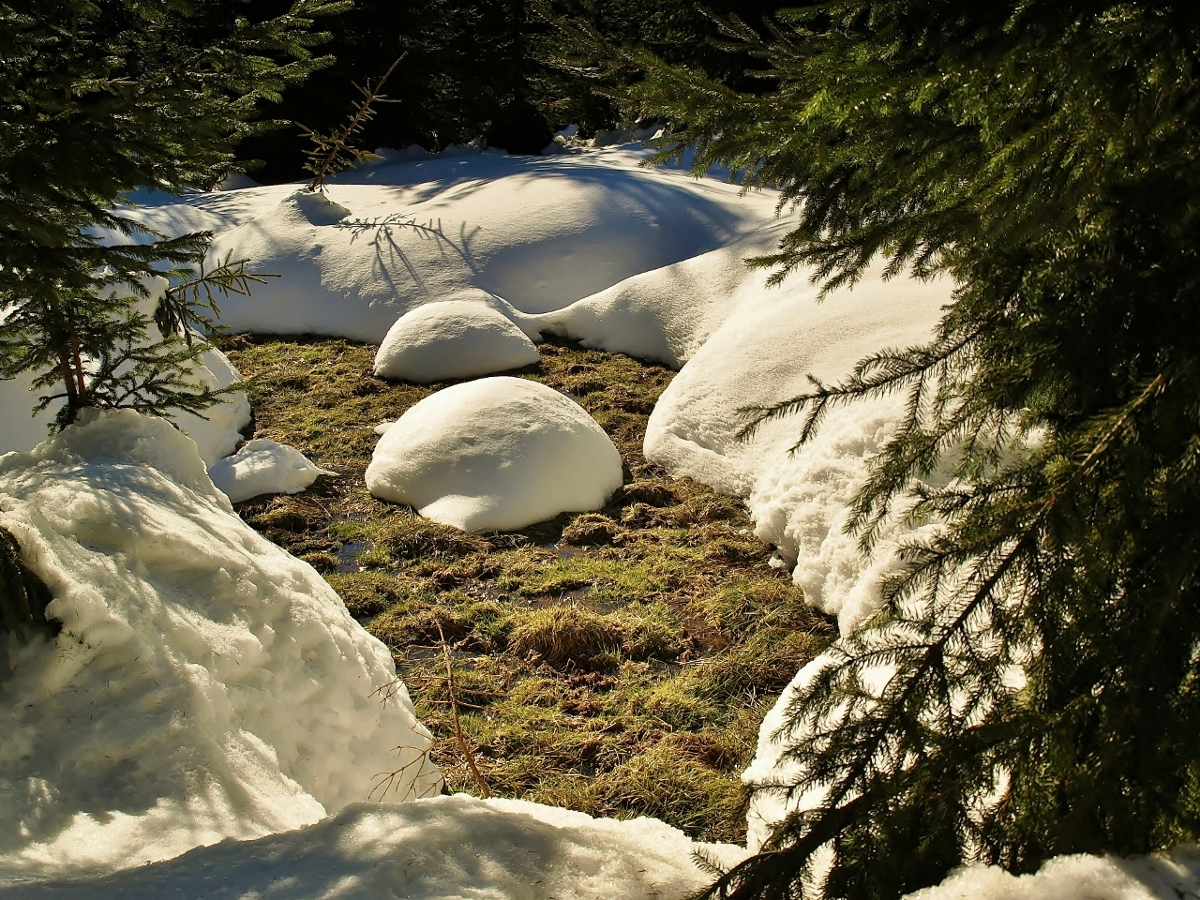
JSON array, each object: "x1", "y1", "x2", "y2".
[{"x1": 437, "y1": 620, "x2": 491, "y2": 798}]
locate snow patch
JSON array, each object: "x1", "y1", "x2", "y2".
[
  {"x1": 366, "y1": 377, "x2": 623, "y2": 532},
  {"x1": 0, "y1": 795, "x2": 749, "y2": 899},
  {"x1": 0, "y1": 412, "x2": 440, "y2": 883},
  {"x1": 373, "y1": 297, "x2": 540, "y2": 382},
  {"x1": 208, "y1": 438, "x2": 333, "y2": 503}
]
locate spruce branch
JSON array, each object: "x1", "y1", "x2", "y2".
[{"x1": 301, "y1": 53, "x2": 405, "y2": 192}]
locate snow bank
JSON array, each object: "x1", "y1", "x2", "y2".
[
  {"x1": 642, "y1": 264, "x2": 950, "y2": 633},
  {"x1": 0, "y1": 412, "x2": 440, "y2": 884},
  {"x1": 741, "y1": 654, "x2": 1200, "y2": 900},
  {"x1": 905, "y1": 850, "x2": 1200, "y2": 900},
  {"x1": 207, "y1": 438, "x2": 333, "y2": 503},
  {"x1": 367, "y1": 377, "x2": 623, "y2": 532},
  {"x1": 2, "y1": 794, "x2": 749, "y2": 899},
  {"x1": 374, "y1": 295, "x2": 540, "y2": 382},
  {"x1": 0, "y1": 290, "x2": 250, "y2": 470},
  {"x1": 197, "y1": 150, "x2": 774, "y2": 341}
]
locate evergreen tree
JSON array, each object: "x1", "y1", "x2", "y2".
[
  {"x1": 0, "y1": 0, "x2": 345, "y2": 430},
  {"x1": 607, "y1": 2, "x2": 1200, "y2": 897}
]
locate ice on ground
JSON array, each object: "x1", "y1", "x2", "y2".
[
  {"x1": 208, "y1": 438, "x2": 333, "y2": 503},
  {"x1": 0, "y1": 412, "x2": 440, "y2": 884},
  {"x1": 366, "y1": 376, "x2": 623, "y2": 532},
  {"x1": 373, "y1": 295, "x2": 540, "y2": 382},
  {"x1": 1, "y1": 794, "x2": 750, "y2": 899}
]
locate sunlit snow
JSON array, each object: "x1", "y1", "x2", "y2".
[{"x1": 1, "y1": 143, "x2": 1191, "y2": 899}]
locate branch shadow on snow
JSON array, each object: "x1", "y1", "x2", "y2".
[
  {"x1": 341, "y1": 214, "x2": 483, "y2": 303},
  {"x1": 0, "y1": 799, "x2": 671, "y2": 898}
]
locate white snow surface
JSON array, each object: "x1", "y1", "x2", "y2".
[
  {"x1": 1, "y1": 794, "x2": 749, "y2": 899},
  {"x1": 373, "y1": 294, "x2": 540, "y2": 382},
  {"x1": 367, "y1": 377, "x2": 623, "y2": 532},
  {"x1": 208, "y1": 438, "x2": 334, "y2": 503},
  {"x1": 162, "y1": 150, "x2": 778, "y2": 340},
  {"x1": 0, "y1": 412, "x2": 440, "y2": 884}
]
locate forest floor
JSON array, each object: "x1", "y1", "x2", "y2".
[{"x1": 219, "y1": 334, "x2": 834, "y2": 844}]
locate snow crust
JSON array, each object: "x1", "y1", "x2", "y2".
[
  {"x1": 0, "y1": 412, "x2": 440, "y2": 884},
  {"x1": 208, "y1": 438, "x2": 334, "y2": 503},
  {"x1": 366, "y1": 376, "x2": 623, "y2": 532},
  {"x1": 1, "y1": 795, "x2": 749, "y2": 899},
  {"x1": 373, "y1": 295, "x2": 540, "y2": 382}
]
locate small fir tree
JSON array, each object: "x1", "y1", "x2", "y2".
[
  {"x1": 0, "y1": 0, "x2": 347, "y2": 430},
  {"x1": 591, "y1": 1, "x2": 1200, "y2": 897}
]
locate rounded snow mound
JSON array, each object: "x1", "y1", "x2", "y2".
[
  {"x1": 208, "y1": 438, "x2": 333, "y2": 503},
  {"x1": 373, "y1": 299, "x2": 540, "y2": 383},
  {"x1": 366, "y1": 377, "x2": 623, "y2": 532}
]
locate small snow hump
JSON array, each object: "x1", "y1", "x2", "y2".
[
  {"x1": 208, "y1": 438, "x2": 333, "y2": 503},
  {"x1": 373, "y1": 298, "x2": 540, "y2": 383},
  {"x1": 366, "y1": 376, "x2": 623, "y2": 532}
]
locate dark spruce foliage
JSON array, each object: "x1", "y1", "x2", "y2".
[
  {"x1": 0, "y1": 0, "x2": 344, "y2": 430},
  {"x1": 611, "y1": 1, "x2": 1200, "y2": 898}
]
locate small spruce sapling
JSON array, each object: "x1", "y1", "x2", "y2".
[
  {"x1": 0, "y1": 0, "x2": 346, "y2": 432},
  {"x1": 301, "y1": 54, "x2": 406, "y2": 192}
]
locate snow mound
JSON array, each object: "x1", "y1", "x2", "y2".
[
  {"x1": 643, "y1": 263, "x2": 950, "y2": 633},
  {"x1": 366, "y1": 376, "x2": 623, "y2": 532},
  {"x1": 208, "y1": 438, "x2": 334, "y2": 503},
  {"x1": 1, "y1": 795, "x2": 750, "y2": 899},
  {"x1": 0, "y1": 412, "x2": 440, "y2": 883},
  {"x1": 199, "y1": 149, "x2": 773, "y2": 341},
  {"x1": 741, "y1": 655, "x2": 1200, "y2": 900},
  {"x1": 905, "y1": 850, "x2": 1200, "y2": 900},
  {"x1": 373, "y1": 297, "x2": 540, "y2": 382}
]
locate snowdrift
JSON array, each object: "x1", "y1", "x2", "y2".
[
  {"x1": 1, "y1": 795, "x2": 749, "y2": 900},
  {"x1": 0, "y1": 412, "x2": 440, "y2": 883},
  {"x1": 367, "y1": 377, "x2": 623, "y2": 532},
  {"x1": 373, "y1": 295, "x2": 540, "y2": 382},
  {"x1": 196, "y1": 150, "x2": 776, "y2": 341}
]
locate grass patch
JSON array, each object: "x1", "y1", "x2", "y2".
[{"x1": 219, "y1": 332, "x2": 835, "y2": 842}]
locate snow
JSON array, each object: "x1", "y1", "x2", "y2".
[
  {"x1": 0, "y1": 795, "x2": 749, "y2": 899},
  {"x1": 366, "y1": 377, "x2": 623, "y2": 532},
  {"x1": 905, "y1": 850, "x2": 1200, "y2": 900},
  {"x1": 0, "y1": 285, "x2": 251, "y2": 471},
  {"x1": 0, "y1": 412, "x2": 440, "y2": 884},
  {"x1": 2, "y1": 143, "x2": 1188, "y2": 899},
  {"x1": 208, "y1": 438, "x2": 334, "y2": 503},
  {"x1": 373, "y1": 294, "x2": 540, "y2": 382},
  {"x1": 191, "y1": 149, "x2": 775, "y2": 340}
]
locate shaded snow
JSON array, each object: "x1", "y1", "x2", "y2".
[
  {"x1": 367, "y1": 377, "x2": 622, "y2": 532},
  {"x1": 1, "y1": 795, "x2": 749, "y2": 900},
  {"x1": 0, "y1": 412, "x2": 440, "y2": 884}
]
